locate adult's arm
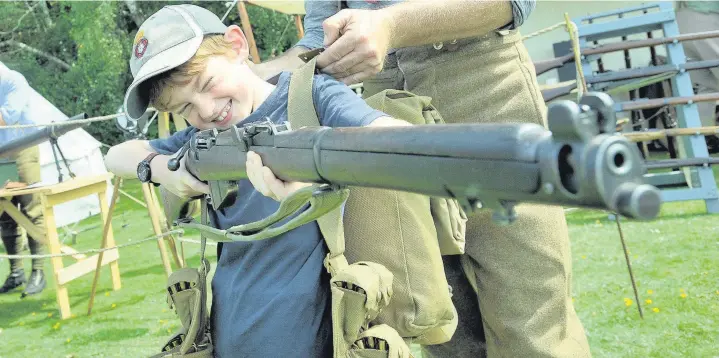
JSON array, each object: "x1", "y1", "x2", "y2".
[
  {"x1": 250, "y1": 1, "x2": 340, "y2": 79},
  {"x1": 318, "y1": 0, "x2": 536, "y2": 84}
]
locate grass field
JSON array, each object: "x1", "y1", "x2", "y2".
[{"x1": 1, "y1": 170, "x2": 718, "y2": 357}]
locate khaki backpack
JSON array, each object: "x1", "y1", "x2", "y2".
[{"x1": 287, "y1": 54, "x2": 468, "y2": 349}]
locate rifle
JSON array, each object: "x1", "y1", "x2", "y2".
[
  {"x1": 0, "y1": 113, "x2": 89, "y2": 158},
  {"x1": 541, "y1": 59, "x2": 719, "y2": 101},
  {"x1": 622, "y1": 125, "x2": 719, "y2": 142},
  {"x1": 615, "y1": 92, "x2": 719, "y2": 112},
  {"x1": 533, "y1": 29, "x2": 719, "y2": 76},
  {"x1": 160, "y1": 93, "x2": 660, "y2": 231},
  {"x1": 0, "y1": 113, "x2": 89, "y2": 184}
]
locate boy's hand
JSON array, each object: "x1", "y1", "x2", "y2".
[
  {"x1": 152, "y1": 154, "x2": 210, "y2": 199},
  {"x1": 246, "y1": 151, "x2": 312, "y2": 201}
]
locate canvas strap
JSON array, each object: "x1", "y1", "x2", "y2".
[{"x1": 287, "y1": 53, "x2": 349, "y2": 275}]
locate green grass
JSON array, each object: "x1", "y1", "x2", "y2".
[{"x1": 1, "y1": 168, "x2": 718, "y2": 357}]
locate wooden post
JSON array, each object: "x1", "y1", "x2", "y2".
[
  {"x1": 141, "y1": 182, "x2": 173, "y2": 277},
  {"x1": 87, "y1": 177, "x2": 122, "y2": 315},
  {"x1": 237, "y1": 0, "x2": 261, "y2": 64},
  {"x1": 295, "y1": 15, "x2": 304, "y2": 39},
  {"x1": 158, "y1": 112, "x2": 171, "y2": 139}
]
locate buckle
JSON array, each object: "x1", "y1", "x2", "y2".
[{"x1": 323, "y1": 253, "x2": 348, "y2": 276}]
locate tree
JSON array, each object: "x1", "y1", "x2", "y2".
[{"x1": 0, "y1": 1, "x2": 300, "y2": 149}]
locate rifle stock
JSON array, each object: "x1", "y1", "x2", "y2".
[
  {"x1": 161, "y1": 93, "x2": 661, "y2": 226},
  {"x1": 533, "y1": 29, "x2": 719, "y2": 76}
]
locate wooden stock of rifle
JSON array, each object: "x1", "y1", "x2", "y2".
[
  {"x1": 541, "y1": 59, "x2": 719, "y2": 102},
  {"x1": 533, "y1": 29, "x2": 719, "y2": 76}
]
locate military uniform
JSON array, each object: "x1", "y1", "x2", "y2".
[
  {"x1": 297, "y1": 1, "x2": 591, "y2": 357},
  {"x1": 0, "y1": 63, "x2": 47, "y2": 296}
]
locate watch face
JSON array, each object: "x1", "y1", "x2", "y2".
[{"x1": 137, "y1": 162, "x2": 151, "y2": 182}]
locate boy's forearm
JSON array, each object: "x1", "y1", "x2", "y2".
[{"x1": 104, "y1": 140, "x2": 168, "y2": 181}]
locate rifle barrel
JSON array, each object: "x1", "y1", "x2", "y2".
[
  {"x1": 616, "y1": 92, "x2": 719, "y2": 111},
  {"x1": 0, "y1": 113, "x2": 89, "y2": 158},
  {"x1": 533, "y1": 30, "x2": 719, "y2": 76}
]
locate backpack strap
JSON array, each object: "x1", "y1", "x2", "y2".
[{"x1": 287, "y1": 54, "x2": 349, "y2": 275}]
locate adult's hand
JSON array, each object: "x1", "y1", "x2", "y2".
[{"x1": 315, "y1": 9, "x2": 394, "y2": 85}]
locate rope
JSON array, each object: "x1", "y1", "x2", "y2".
[
  {"x1": 0, "y1": 108, "x2": 158, "y2": 130},
  {"x1": 0, "y1": 113, "x2": 121, "y2": 130},
  {"x1": 521, "y1": 21, "x2": 566, "y2": 41},
  {"x1": 0, "y1": 229, "x2": 184, "y2": 259},
  {"x1": 564, "y1": 15, "x2": 588, "y2": 96},
  {"x1": 176, "y1": 237, "x2": 218, "y2": 246}
]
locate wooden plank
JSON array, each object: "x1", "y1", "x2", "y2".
[
  {"x1": 97, "y1": 184, "x2": 122, "y2": 291},
  {"x1": 0, "y1": 173, "x2": 112, "y2": 198},
  {"x1": 238, "y1": 1, "x2": 261, "y2": 64},
  {"x1": 142, "y1": 183, "x2": 173, "y2": 277},
  {"x1": 41, "y1": 196, "x2": 71, "y2": 319},
  {"x1": 247, "y1": 0, "x2": 306, "y2": 15},
  {"x1": 295, "y1": 15, "x2": 304, "y2": 39},
  {"x1": 158, "y1": 112, "x2": 171, "y2": 139},
  {"x1": 60, "y1": 245, "x2": 87, "y2": 261},
  {"x1": 88, "y1": 177, "x2": 122, "y2": 315},
  {"x1": 0, "y1": 200, "x2": 47, "y2": 244},
  {"x1": 57, "y1": 249, "x2": 119, "y2": 286},
  {"x1": 44, "y1": 181, "x2": 106, "y2": 207}
]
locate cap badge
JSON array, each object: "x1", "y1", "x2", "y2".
[{"x1": 135, "y1": 37, "x2": 148, "y2": 59}]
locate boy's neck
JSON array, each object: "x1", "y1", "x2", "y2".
[{"x1": 249, "y1": 74, "x2": 277, "y2": 113}]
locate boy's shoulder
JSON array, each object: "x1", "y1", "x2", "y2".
[{"x1": 276, "y1": 70, "x2": 353, "y2": 94}]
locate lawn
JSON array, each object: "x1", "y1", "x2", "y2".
[{"x1": 1, "y1": 170, "x2": 717, "y2": 357}]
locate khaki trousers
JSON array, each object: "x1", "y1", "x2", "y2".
[
  {"x1": 1, "y1": 146, "x2": 46, "y2": 272},
  {"x1": 362, "y1": 30, "x2": 591, "y2": 358},
  {"x1": 675, "y1": 5, "x2": 719, "y2": 128}
]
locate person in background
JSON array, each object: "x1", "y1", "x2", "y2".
[{"x1": 0, "y1": 62, "x2": 47, "y2": 297}]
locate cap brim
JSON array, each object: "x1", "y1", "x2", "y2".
[{"x1": 123, "y1": 36, "x2": 203, "y2": 121}]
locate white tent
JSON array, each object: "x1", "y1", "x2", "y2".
[{"x1": 15, "y1": 85, "x2": 113, "y2": 229}]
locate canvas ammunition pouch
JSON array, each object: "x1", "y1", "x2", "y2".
[
  {"x1": 286, "y1": 53, "x2": 467, "y2": 349},
  {"x1": 151, "y1": 206, "x2": 213, "y2": 358}
]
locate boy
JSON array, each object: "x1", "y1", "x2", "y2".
[{"x1": 103, "y1": 4, "x2": 409, "y2": 357}]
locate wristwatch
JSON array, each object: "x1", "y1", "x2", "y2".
[{"x1": 137, "y1": 152, "x2": 160, "y2": 186}]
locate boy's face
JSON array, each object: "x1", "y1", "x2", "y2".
[{"x1": 164, "y1": 54, "x2": 254, "y2": 131}]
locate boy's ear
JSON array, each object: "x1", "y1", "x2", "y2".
[{"x1": 224, "y1": 25, "x2": 249, "y2": 59}]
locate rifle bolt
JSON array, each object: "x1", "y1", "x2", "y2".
[{"x1": 543, "y1": 183, "x2": 555, "y2": 194}]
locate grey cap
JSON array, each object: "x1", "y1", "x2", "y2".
[{"x1": 123, "y1": 4, "x2": 227, "y2": 121}]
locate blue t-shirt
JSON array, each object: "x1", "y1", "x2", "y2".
[
  {"x1": 149, "y1": 71, "x2": 385, "y2": 357},
  {"x1": 296, "y1": 0, "x2": 537, "y2": 51}
]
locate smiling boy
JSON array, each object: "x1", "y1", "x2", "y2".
[{"x1": 103, "y1": 4, "x2": 409, "y2": 357}]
